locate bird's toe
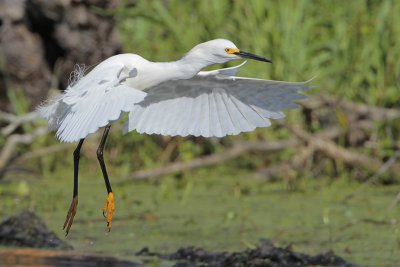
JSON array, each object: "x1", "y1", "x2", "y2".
[
  {"x1": 102, "y1": 192, "x2": 115, "y2": 231},
  {"x1": 63, "y1": 196, "x2": 78, "y2": 236}
]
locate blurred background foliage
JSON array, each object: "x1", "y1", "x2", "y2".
[
  {"x1": 115, "y1": 0, "x2": 400, "y2": 105},
  {"x1": 0, "y1": 0, "x2": 398, "y2": 185},
  {"x1": 1, "y1": 1, "x2": 400, "y2": 265},
  {"x1": 59, "y1": 0, "x2": 399, "y2": 178}
]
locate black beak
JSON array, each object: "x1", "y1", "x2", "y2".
[{"x1": 234, "y1": 51, "x2": 272, "y2": 63}]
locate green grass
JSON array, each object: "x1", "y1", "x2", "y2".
[
  {"x1": 86, "y1": 0, "x2": 400, "y2": 173},
  {"x1": 2, "y1": 1, "x2": 400, "y2": 266},
  {"x1": 116, "y1": 0, "x2": 400, "y2": 105},
  {"x1": 3, "y1": 0, "x2": 399, "y2": 174},
  {"x1": 1, "y1": 166, "x2": 399, "y2": 266}
]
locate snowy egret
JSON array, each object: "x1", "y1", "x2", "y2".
[{"x1": 38, "y1": 39, "x2": 309, "y2": 235}]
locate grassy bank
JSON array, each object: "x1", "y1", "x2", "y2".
[{"x1": 1, "y1": 166, "x2": 399, "y2": 266}]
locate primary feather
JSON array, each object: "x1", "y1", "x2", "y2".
[{"x1": 123, "y1": 62, "x2": 308, "y2": 137}]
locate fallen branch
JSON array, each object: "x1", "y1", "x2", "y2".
[
  {"x1": 256, "y1": 127, "x2": 339, "y2": 180},
  {"x1": 299, "y1": 95, "x2": 400, "y2": 121},
  {"x1": 17, "y1": 143, "x2": 71, "y2": 162},
  {"x1": 0, "y1": 111, "x2": 40, "y2": 136},
  {"x1": 286, "y1": 125, "x2": 400, "y2": 176},
  {"x1": 119, "y1": 139, "x2": 298, "y2": 183},
  {"x1": 341, "y1": 150, "x2": 400, "y2": 204},
  {"x1": 0, "y1": 127, "x2": 48, "y2": 169},
  {"x1": 387, "y1": 191, "x2": 400, "y2": 212}
]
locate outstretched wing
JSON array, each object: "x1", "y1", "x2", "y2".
[
  {"x1": 38, "y1": 64, "x2": 146, "y2": 142},
  {"x1": 124, "y1": 62, "x2": 309, "y2": 137}
]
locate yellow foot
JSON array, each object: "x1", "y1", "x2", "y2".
[
  {"x1": 102, "y1": 192, "x2": 115, "y2": 231},
  {"x1": 63, "y1": 196, "x2": 78, "y2": 236}
]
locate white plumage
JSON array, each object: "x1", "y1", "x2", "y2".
[
  {"x1": 37, "y1": 38, "x2": 311, "y2": 235},
  {"x1": 124, "y1": 64, "x2": 308, "y2": 137},
  {"x1": 38, "y1": 63, "x2": 146, "y2": 142},
  {"x1": 38, "y1": 39, "x2": 309, "y2": 142}
]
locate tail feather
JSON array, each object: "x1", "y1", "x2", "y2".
[{"x1": 36, "y1": 95, "x2": 70, "y2": 131}]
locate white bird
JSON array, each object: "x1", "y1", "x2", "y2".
[{"x1": 37, "y1": 39, "x2": 309, "y2": 235}]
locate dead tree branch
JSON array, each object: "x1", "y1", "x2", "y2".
[
  {"x1": 0, "y1": 111, "x2": 40, "y2": 136},
  {"x1": 299, "y1": 95, "x2": 400, "y2": 121},
  {"x1": 0, "y1": 127, "x2": 48, "y2": 169},
  {"x1": 341, "y1": 150, "x2": 400, "y2": 204},
  {"x1": 286, "y1": 125, "x2": 400, "y2": 175},
  {"x1": 120, "y1": 140, "x2": 298, "y2": 183}
]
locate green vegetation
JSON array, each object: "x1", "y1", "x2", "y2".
[
  {"x1": 1, "y1": 0, "x2": 400, "y2": 266},
  {"x1": 94, "y1": 0, "x2": 400, "y2": 175},
  {"x1": 1, "y1": 167, "x2": 399, "y2": 266},
  {"x1": 116, "y1": 0, "x2": 400, "y2": 105},
  {"x1": 2, "y1": 0, "x2": 399, "y2": 174}
]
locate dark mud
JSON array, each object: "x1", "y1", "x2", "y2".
[
  {"x1": 0, "y1": 212, "x2": 360, "y2": 266},
  {"x1": 0, "y1": 211, "x2": 72, "y2": 249},
  {"x1": 0, "y1": 248, "x2": 141, "y2": 267},
  {"x1": 137, "y1": 240, "x2": 360, "y2": 267}
]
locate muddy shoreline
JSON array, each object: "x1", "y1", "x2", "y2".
[{"x1": 0, "y1": 212, "x2": 360, "y2": 267}]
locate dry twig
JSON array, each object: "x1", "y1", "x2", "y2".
[
  {"x1": 340, "y1": 150, "x2": 400, "y2": 204},
  {"x1": 0, "y1": 111, "x2": 40, "y2": 136},
  {"x1": 299, "y1": 95, "x2": 400, "y2": 121},
  {"x1": 120, "y1": 140, "x2": 298, "y2": 183},
  {"x1": 0, "y1": 127, "x2": 48, "y2": 169}
]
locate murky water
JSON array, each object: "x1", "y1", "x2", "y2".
[{"x1": 1, "y1": 167, "x2": 399, "y2": 266}]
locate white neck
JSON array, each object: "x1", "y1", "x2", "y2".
[
  {"x1": 127, "y1": 50, "x2": 219, "y2": 90},
  {"x1": 156, "y1": 52, "x2": 214, "y2": 81}
]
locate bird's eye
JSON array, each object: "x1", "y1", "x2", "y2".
[{"x1": 225, "y1": 48, "x2": 231, "y2": 53}]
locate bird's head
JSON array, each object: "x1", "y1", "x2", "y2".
[{"x1": 187, "y1": 39, "x2": 272, "y2": 65}]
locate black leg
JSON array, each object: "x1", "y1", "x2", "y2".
[
  {"x1": 63, "y1": 138, "x2": 85, "y2": 236},
  {"x1": 73, "y1": 139, "x2": 85, "y2": 196},
  {"x1": 96, "y1": 125, "x2": 115, "y2": 231},
  {"x1": 97, "y1": 125, "x2": 112, "y2": 194}
]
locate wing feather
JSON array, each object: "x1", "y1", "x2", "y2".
[
  {"x1": 159, "y1": 100, "x2": 173, "y2": 134},
  {"x1": 164, "y1": 98, "x2": 179, "y2": 135},
  {"x1": 215, "y1": 89, "x2": 236, "y2": 135},
  {"x1": 198, "y1": 92, "x2": 210, "y2": 137},
  {"x1": 229, "y1": 94, "x2": 262, "y2": 129},
  {"x1": 124, "y1": 63, "x2": 310, "y2": 137},
  {"x1": 225, "y1": 93, "x2": 253, "y2": 133},
  {"x1": 210, "y1": 90, "x2": 224, "y2": 137},
  {"x1": 188, "y1": 93, "x2": 201, "y2": 135},
  {"x1": 141, "y1": 101, "x2": 155, "y2": 132},
  {"x1": 38, "y1": 64, "x2": 146, "y2": 142}
]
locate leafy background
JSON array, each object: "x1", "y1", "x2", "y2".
[{"x1": 1, "y1": 0, "x2": 400, "y2": 266}]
